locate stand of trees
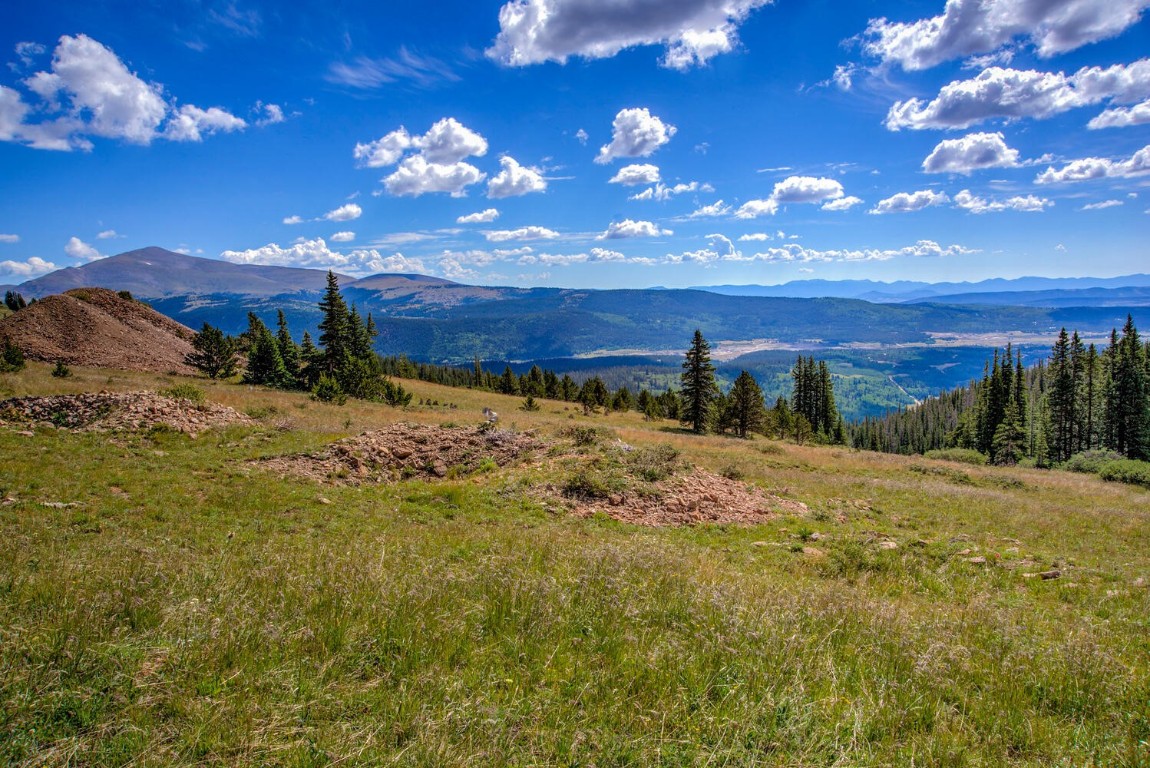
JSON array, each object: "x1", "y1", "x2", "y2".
[
  {"x1": 851, "y1": 316, "x2": 1150, "y2": 464},
  {"x1": 186, "y1": 272, "x2": 411, "y2": 406}
]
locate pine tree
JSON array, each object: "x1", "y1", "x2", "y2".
[
  {"x1": 728, "y1": 370, "x2": 766, "y2": 438},
  {"x1": 275, "y1": 310, "x2": 303, "y2": 388},
  {"x1": 1108, "y1": 315, "x2": 1149, "y2": 459},
  {"x1": 1048, "y1": 328, "x2": 1075, "y2": 462},
  {"x1": 242, "y1": 313, "x2": 290, "y2": 387},
  {"x1": 499, "y1": 366, "x2": 519, "y2": 395},
  {"x1": 4, "y1": 291, "x2": 26, "y2": 312},
  {"x1": 317, "y1": 271, "x2": 351, "y2": 375},
  {"x1": 680, "y1": 329, "x2": 718, "y2": 434},
  {"x1": 992, "y1": 399, "x2": 1026, "y2": 466},
  {"x1": 185, "y1": 322, "x2": 238, "y2": 379}
]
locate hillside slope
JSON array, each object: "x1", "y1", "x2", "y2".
[{"x1": 0, "y1": 288, "x2": 196, "y2": 373}]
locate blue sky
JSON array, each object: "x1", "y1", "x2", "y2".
[{"x1": 1, "y1": 0, "x2": 1147, "y2": 289}]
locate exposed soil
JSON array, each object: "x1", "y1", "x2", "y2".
[
  {"x1": 0, "y1": 391, "x2": 253, "y2": 435},
  {"x1": 262, "y1": 421, "x2": 809, "y2": 527},
  {"x1": 567, "y1": 468, "x2": 809, "y2": 527},
  {"x1": 0, "y1": 287, "x2": 195, "y2": 373},
  {"x1": 259, "y1": 422, "x2": 546, "y2": 483}
]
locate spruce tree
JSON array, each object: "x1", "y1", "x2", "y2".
[
  {"x1": 729, "y1": 370, "x2": 766, "y2": 438},
  {"x1": 185, "y1": 322, "x2": 238, "y2": 379},
  {"x1": 317, "y1": 271, "x2": 351, "y2": 375},
  {"x1": 242, "y1": 313, "x2": 290, "y2": 387},
  {"x1": 680, "y1": 329, "x2": 718, "y2": 434},
  {"x1": 275, "y1": 310, "x2": 303, "y2": 388}
]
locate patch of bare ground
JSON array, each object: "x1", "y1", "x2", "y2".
[
  {"x1": 0, "y1": 287, "x2": 195, "y2": 374},
  {"x1": 569, "y1": 468, "x2": 809, "y2": 527},
  {"x1": 0, "y1": 391, "x2": 252, "y2": 435},
  {"x1": 258, "y1": 422, "x2": 546, "y2": 483}
]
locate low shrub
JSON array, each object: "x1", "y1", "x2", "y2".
[
  {"x1": 51, "y1": 361, "x2": 72, "y2": 378},
  {"x1": 158, "y1": 383, "x2": 206, "y2": 403},
  {"x1": 923, "y1": 448, "x2": 987, "y2": 466},
  {"x1": 625, "y1": 444, "x2": 681, "y2": 482},
  {"x1": 1097, "y1": 459, "x2": 1150, "y2": 488},
  {"x1": 1063, "y1": 450, "x2": 1125, "y2": 474}
]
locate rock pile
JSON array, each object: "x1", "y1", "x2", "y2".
[
  {"x1": 260, "y1": 422, "x2": 544, "y2": 483},
  {"x1": 0, "y1": 391, "x2": 253, "y2": 435},
  {"x1": 571, "y1": 468, "x2": 808, "y2": 527}
]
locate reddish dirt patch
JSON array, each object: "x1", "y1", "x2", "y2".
[
  {"x1": 0, "y1": 287, "x2": 195, "y2": 373},
  {"x1": 0, "y1": 391, "x2": 252, "y2": 435},
  {"x1": 259, "y1": 422, "x2": 545, "y2": 483},
  {"x1": 568, "y1": 468, "x2": 808, "y2": 527}
]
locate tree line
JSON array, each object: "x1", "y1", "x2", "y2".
[{"x1": 850, "y1": 316, "x2": 1150, "y2": 464}]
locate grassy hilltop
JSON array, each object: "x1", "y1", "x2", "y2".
[{"x1": 1, "y1": 362, "x2": 1148, "y2": 766}]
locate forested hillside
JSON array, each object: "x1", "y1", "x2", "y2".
[{"x1": 851, "y1": 317, "x2": 1150, "y2": 465}]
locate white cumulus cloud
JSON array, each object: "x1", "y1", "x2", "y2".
[
  {"x1": 488, "y1": 0, "x2": 773, "y2": 71},
  {"x1": 599, "y1": 219, "x2": 672, "y2": 239},
  {"x1": 630, "y1": 181, "x2": 712, "y2": 201},
  {"x1": 922, "y1": 131, "x2": 1021, "y2": 174},
  {"x1": 384, "y1": 155, "x2": 485, "y2": 197},
  {"x1": 354, "y1": 127, "x2": 413, "y2": 168},
  {"x1": 869, "y1": 190, "x2": 950, "y2": 214},
  {"x1": 750, "y1": 240, "x2": 974, "y2": 263},
  {"x1": 487, "y1": 156, "x2": 547, "y2": 198},
  {"x1": 1088, "y1": 99, "x2": 1150, "y2": 129},
  {"x1": 864, "y1": 0, "x2": 1150, "y2": 71},
  {"x1": 458, "y1": 208, "x2": 500, "y2": 224},
  {"x1": 0, "y1": 256, "x2": 57, "y2": 278},
  {"x1": 595, "y1": 107, "x2": 676, "y2": 164},
  {"x1": 1035, "y1": 144, "x2": 1150, "y2": 183},
  {"x1": 953, "y1": 189, "x2": 1052, "y2": 213},
  {"x1": 609, "y1": 163, "x2": 661, "y2": 186},
  {"x1": 0, "y1": 234, "x2": 21, "y2": 243},
  {"x1": 96, "y1": 229, "x2": 118, "y2": 239},
  {"x1": 283, "y1": 215, "x2": 303, "y2": 225},
  {"x1": 164, "y1": 104, "x2": 246, "y2": 142},
  {"x1": 1, "y1": 34, "x2": 258, "y2": 151},
  {"x1": 64, "y1": 236, "x2": 101, "y2": 261},
  {"x1": 220, "y1": 238, "x2": 426, "y2": 277},
  {"x1": 736, "y1": 175, "x2": 846, "y2": 218},
  {"x1": 330, "y1": 231, "x2": 356, "y2": 242},
  {"x1": 886, "y1": 60, "x2": 1150, "y2": 130},
  {"x1": 821, "y1": 195, "x2": 864, "y2": 211},
  {"x1": 418, "y1": 117, "x2": 489, "y2": 164},
  {"x1": 323, "y1": 203, "x2": 362, "y2": 222},
  {"x1": 484, "y1": 226, "x2": 561, "y2": 242},
  {"x1": 688, "y1": 200, "x2": 732, "y2": 217}
]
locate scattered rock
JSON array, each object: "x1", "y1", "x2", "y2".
[
  {"x1": 0, "y1": 391, "x2": 252, "y2": 435},
  {"x1": 40, "y1": 501, "x2": 81, "y2": 509},
  {"x1": 966, "y1": 556, "x2": 987, "y2": 565},
  {"x1": 1039, "y1": 569, "x2": 1061, "y2": 580},
  {"x1": 1134, "y1": 577, "x2": 1147, "y2": 588},
  {"x1": 879, "y1": 541, "x2": 899, "y2": 550},
  {"x1": 801, "y1": 546, "x2": 825, "y2": 557},
  {"x1": 808, "y1": 532, "x2": 823, "y2": 541},
  {"x1": 262, "y1": 422, "x2": 543, "y2": 485}
]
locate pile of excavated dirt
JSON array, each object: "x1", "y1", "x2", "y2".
[
  {"x1": 260, "y1": 422, "x2": 545, "y2": 483},
  {"x1": 567, "y1": 468, "x2": 809, "y2": 527},
  {"x1": 0, "y1": 287, "x2": 195, "y2": 373},
  {"x1": 0, "y1": 391, "x2": 253, "y2": 435}
]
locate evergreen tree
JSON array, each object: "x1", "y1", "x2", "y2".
[
  {"x1": 680, "y1": 329, "x2": 718, "y2": 433},
  {"x1": 242, "y1": 313, "x2": 290, "y2": 387},
  {"x1": 728, "y1": 370, "x2": 766, "y2": 438},
  {"x1": 499, "y1": 365, "x2": 519, "y2": 395},
  {"x1": 185, "y1": 322, "x2": 238, "y2": 379},
  {"x1": 560, "y1": 374, "x2": 579, "y2": 402},
  {"x1": 1048, "y1": 328, "x2": 1076, "y2": 462},
  {"x1": 769, "y1": 396, "x2": 793, "y2": 441},
  {"x1": 0, "y1": 338, "x2": 26, "y2": 373},
  {"x1": 1108, "y1": 315, "x2": 1149, "y2": 459},
  {"x1": 611, "y1": 385, "x2": 634, "y2": 412},
  {"x1": 991, "y1": 399, "x2": 1026, "y2": 466},
  {"x1": 4, "y1": 291, "x2": 26, "y2": 312},
  {"x1": 317, "y1": 271, "x2": 351, "y2": 375},
  {"x1": 275, "y1": 310, "x2": 303, "y2": 387},
  {"x1": 578, "y1": 377, "x2": 609, "y2": 411}
]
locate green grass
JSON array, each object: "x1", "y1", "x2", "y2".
[{"x1": 1, "y1": 362, "x2": 1149, "y2": 766}]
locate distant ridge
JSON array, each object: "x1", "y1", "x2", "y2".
[
  {"x1": 19, "y1": 247, "x2": 352, "y2": 298},
  {"x1": 694, "y1": 275, "x2": 1150, "y2": 302}
]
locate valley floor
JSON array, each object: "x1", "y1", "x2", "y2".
[{"x1": 1, "y1": 362, "x2": 1148, "y2": 766}]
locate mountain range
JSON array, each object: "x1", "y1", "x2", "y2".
[
  {"x1": 7, "y1": 246, "x2": 1150, "y2": 420},
  {"x1": 6, "y1": 248, "x2": 1149, "y2": 364}
]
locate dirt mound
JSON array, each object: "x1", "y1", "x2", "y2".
[
  {"x1": 260, "y1": 422, "x2": 545, "y2": 483},
  {"x1": 569, "y1": 468, "x2": 808, "y2": 526},
  {"x1": 0, "y1": 391, "x2": 253, "y2": 435},
  {"x1": 0, "y1": 288, "x2": 195, "y2": 373}
]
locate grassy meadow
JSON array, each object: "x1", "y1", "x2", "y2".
[{"x1": 1, "y1": 361, "x2": 1148, "y2": 766}]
